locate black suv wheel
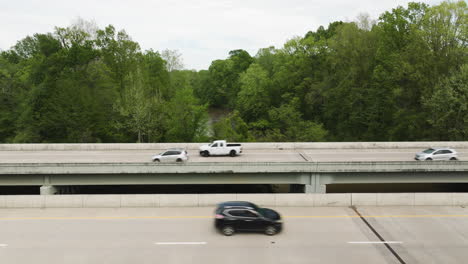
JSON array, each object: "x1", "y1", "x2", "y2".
[
  {"x1": 222, "y1": 226, "x2": 235, "y2": 236},
  {"x1": 265, "y1": 226, "x2": 277, "y2": 236}
]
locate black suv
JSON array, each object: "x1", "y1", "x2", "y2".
[{"x1": 214, "y1": 201, "x2": 282, "y2": 236}]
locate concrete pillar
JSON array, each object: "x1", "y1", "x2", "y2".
[
  {"x1": 318, "y1": 184, "x2": 327, "y2": 194},
  {"x1": 304, "y1": 184, "x2": 327, "y2": 193},
  {"x1": 40, "y1": 185, "x2": 58, "y2": 195},
  {"x1": 304, "y1": 173, "x2": 318, "y2": 193},
  {"x1": 304, "y1": 185, "x2": 315, "y2": 193}
]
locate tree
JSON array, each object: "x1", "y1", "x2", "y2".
[
  {"x1": 194, "y1": 50, "x2": 253, "y2": 108},
  {"x1": 192, "y1": 69, "x2": 210, "y2": 104},
  {"x1": 226, "y1": 50, "x2": 254, "y2": 106},
  {"x1": 202, "y1": 59, "x2": 235, "y2": 107},
  {"x1": 142, "y1": 49, "x2": 170, "y2": 100},
  {"x1": 1, "y1": 2, "x2": 466, "y2": 143},
  {"x1": 164, "y1": 87, "x2": 208, "y2": 142},
  {"x1": 229, "y1": 50, "x2": 254, "y2": 73},
  {"x1": 322, "y1": 22, "x2": 378, "y2": 140},
  {"x1": 161, "y1": 49, "x2": 184, "y2": 72},
  {"x1": 11, "y1": 26, "x2": 118, "y2": 143},
  {"x1": 262, "y1": 100, "x2": 327, "y2": 142},
  {"x1": 420, "y1": 0, "x2": 467, "y2": 80},
  {"x1": 115, "y1": 51, "x2": 171, "y2": 143},
  {"x1": 0, "y1": 55, "x2": 22, "y2": 142},
  {"x1": 116, "y1": 68, "x2": 152, "y2": 142},
  {"x1": 237, "y1": 63, "x2": 271, "y2": 122},
  {"x1": 96, "y1": 25, "x2": 140, "y2": 98},
  {"x1": 212, "y1": 110, "x2": 252, "y2": 142},
  {"x1": 424, "y1": 64, "x2": 468, "y2": 140}
]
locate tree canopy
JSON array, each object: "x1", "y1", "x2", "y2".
[{"x1": 0, "y1": 1, "x2": 466, "y2": 143}]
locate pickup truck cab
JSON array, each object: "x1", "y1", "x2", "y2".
[{"x1": 199, "y1": 140, "x2": 242, "y2": 157}]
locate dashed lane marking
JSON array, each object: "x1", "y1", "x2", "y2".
[{"x1": 155, "y1": 242, "x2": 206, "y2": 245}]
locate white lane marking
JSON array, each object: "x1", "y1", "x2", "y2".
[
  {"x1": 348, "y1": 241, "x2": 402, "y2": 244},
  {"x1": 0, "y1": 244, "x2": 8, "y2": 247},
  {"x1": 155, "y1": 242, "x2": 207, "y2": 245}
]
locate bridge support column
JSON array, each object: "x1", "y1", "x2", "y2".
[
  {"x1": 40, "y1": 185, "x2": 58, "y2": 195},
  {"x1": 304, "y1": 173, "x2": 326, "y2": 193},
  {"x1": 317, "y1": 184, "x2": 326, "y2": 193},
  {"x1": 304, "y1": 184, "x2": 326, "y2": 193},
  {"x1": 304, "y1": 185, "x2": 314, "y2": 193}
]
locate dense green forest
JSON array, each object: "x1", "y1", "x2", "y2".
[{"x1": 0, "y1": 1, "x2": 466, "y2": 143}]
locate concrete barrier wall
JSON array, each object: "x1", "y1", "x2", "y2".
[
  {"x1": 1, "y1": 142, "x2": 468, "y2": 151},
  {"x1": 0, "y1": 193, "x2": 467, "y2": 208},
  {"x1": 2, "y1": 162, "x2": 468, "y2": 176}
]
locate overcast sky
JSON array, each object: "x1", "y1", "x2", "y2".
[{"x1": 1, "y1": 0, "x2": 441, "y2": 70}]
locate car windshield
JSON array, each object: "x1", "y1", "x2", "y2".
[
  {"x1": 258, "y1": 208, "x2": 278, "y2": 219},
  {"x1": 423, "y1": 148, "x2": 435, "y2": 154}
]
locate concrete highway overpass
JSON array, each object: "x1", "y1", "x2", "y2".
[{"x1": 0, "y1": 142, "x2": 467, "y2": 194}]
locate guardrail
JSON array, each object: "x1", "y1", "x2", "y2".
[
  {"x1": 1, "y1": 142, "x2": 468, "y2": 150},
  {"x1": 1, "y1": 193, "x2": 467, "y2": 208}
]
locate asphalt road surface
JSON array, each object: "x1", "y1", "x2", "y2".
[
  {"x1": 0, "y1": 206, "x2": 468, "y2": 263},
  {"x1": 0, "y1": 148, "x2": 466, "y2": 163}
]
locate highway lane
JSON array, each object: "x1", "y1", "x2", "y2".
[
  {"x1": 0, "y1": 148, "x2": 466, "y2": 163},
  {"x1": 355, "y1": 206, "x2": 468, "y2": 264},
  {"x1": 1, "y1": 207, "x2": 468, "y2": 263}
]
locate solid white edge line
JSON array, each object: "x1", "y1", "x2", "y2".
[
  {"x1": 155, "y1": 242, "x2": 207, "y2": 245},
  {"x1": 348, "y1": 241, "x2": 402, "y2": 244},
  {"x1": 0, "y1": 244, "x2": 8, "y2": 247}
]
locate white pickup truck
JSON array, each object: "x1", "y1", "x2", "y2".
[{"x1": 199, "y1": 140, "x2": 242, "y2": 157}]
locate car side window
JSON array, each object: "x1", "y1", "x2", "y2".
[
  {"x1": 242, "y1": 211, "x2": 258, "y2": 218},
  {"x1": 443, "y1": 150, "x2": 452, "y2": 154},
  {"x1": 434, "y1": 150, "x2": 443, "y2": 155},
  {"x1": 212, "y1": 143, "x2": 218, "y2": 147},
  {"x1": 228, "y1": 210, "x2": 244, "y2": 217},
  {"x1": 162, "y1": 151, "x2": 170, "y2": 156},
  {"x1": 227, "y1": 210, "x2": 258, "y2": 218}
]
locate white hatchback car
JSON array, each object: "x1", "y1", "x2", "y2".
[
  {"x1": 414, "y1": 148, "x2": 458, "y2": 161},
  {"x1": 152, "y1": 149, "x2": 188, "y2": 163}
]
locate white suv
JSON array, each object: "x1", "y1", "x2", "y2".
[
  {"x1": 414, "y1": 148, "x2": 458, "y2": 161},
  {"x1": 152, "y1": 148, "x2": 188, "y2": 163}
]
